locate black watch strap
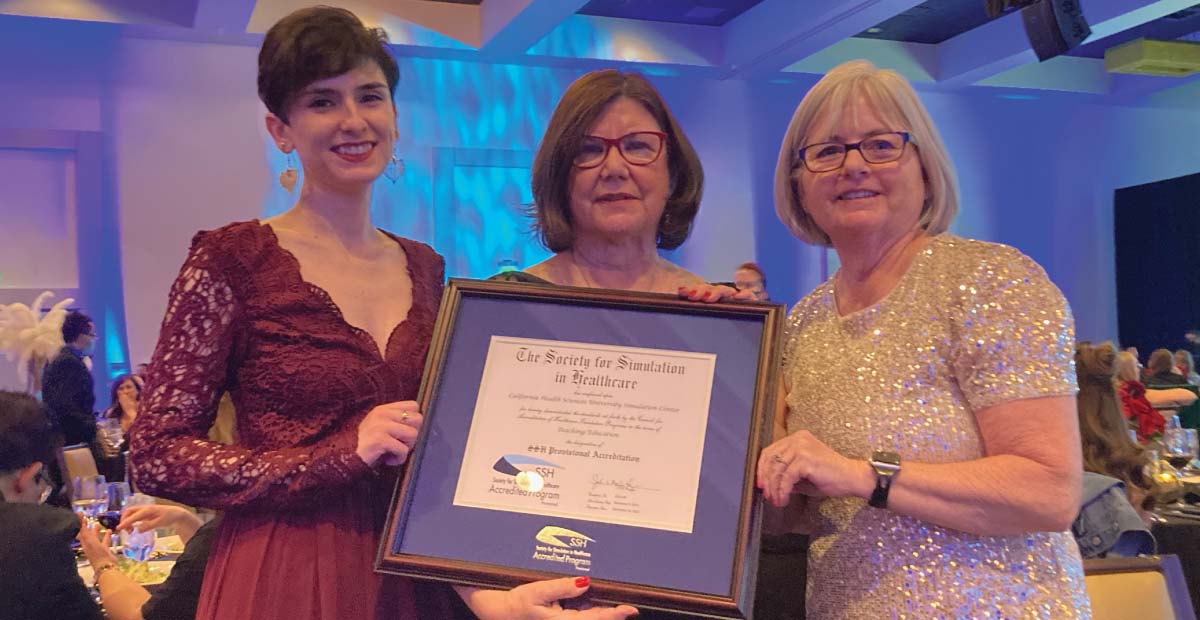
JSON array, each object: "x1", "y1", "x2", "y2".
[{"x1": 868, "y1": 474, "x2": 893, "y2": 509}]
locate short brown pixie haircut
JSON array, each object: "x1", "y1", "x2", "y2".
[
  {"x1": 531, "y1": 70, "x2": 704, "y2": 252},
  {"x1": 258, "y1": 6, "x2": 400, "y2": 123}
]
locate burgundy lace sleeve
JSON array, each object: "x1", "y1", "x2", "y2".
[{"x1": 129, "y1": 230, "x2": 371, "y2": 510}]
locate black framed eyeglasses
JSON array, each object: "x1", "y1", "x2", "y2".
[
  {"x1": 796, "y1": 131, "x2": 914, "y2": 173},
  {"x1": 34, "y1": 467, "x2": 53, "y2": 503},
  {"x1": 573, "y1": 131, "x2": 667, "y2": 169}
]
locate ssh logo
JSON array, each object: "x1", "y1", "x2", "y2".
[{"x1": 535, "y1": 526, "x2": 594, "y2": 549}]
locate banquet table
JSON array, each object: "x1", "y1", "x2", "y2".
[
  {"x1": 1153, "y1": 510, "x2": 1200, "y2": 613},
  {"x1": 77, "y1": 534, "x2": 184, "y2": 590}
]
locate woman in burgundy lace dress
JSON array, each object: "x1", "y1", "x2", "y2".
[{"x1": 129, "y1": 7, "x2": 635, "y2": 620}]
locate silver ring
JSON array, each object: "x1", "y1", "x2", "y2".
[{"x1": 771, "y1": 454, "x2": 788, "y2": 466}]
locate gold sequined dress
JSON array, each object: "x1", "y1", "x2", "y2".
[{"x1": 784, "y1": 235, "x2": 1090, "y2": 620}]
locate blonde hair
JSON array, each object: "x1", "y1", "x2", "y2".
[
  {"x1": 1115, "y1": 351, "x2": 1140, "y2": 383},
  {"x1": 1175, "y1": 349, "x2": 1195, "y2": 375},
  {"x1": 773, "y1": 60, "x2": 959, "y2": 246}
]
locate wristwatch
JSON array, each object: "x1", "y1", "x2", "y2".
[{"x1": 867, "y1": 450, "x2": 901, "y2": 509}]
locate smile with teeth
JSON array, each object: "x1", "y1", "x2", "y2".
[
  {"x1": 333, "y1": 143, "x2": 374, "y2": 156},
  {"x1": 839, "y1": 190, "x2": 879, "y2": 200}
]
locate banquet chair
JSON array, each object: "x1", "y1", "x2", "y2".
[
  {"x1": 61, "y1": 442, "x2": 99, "y2": 480},
  {"x1": 1084, "y1": 555, "x2": 1196, "y2": 620}
]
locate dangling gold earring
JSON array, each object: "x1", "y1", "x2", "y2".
[
  {"x1": 279, "y1": 146, "x2": 298, "y2": 194},
  {"x1": 383, "y1": 147, "x2": 404, "y2": 184}
]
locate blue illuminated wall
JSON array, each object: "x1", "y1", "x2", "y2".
[{"x1": 1, "y1": 10, "x2": 1199, "y2": 401}]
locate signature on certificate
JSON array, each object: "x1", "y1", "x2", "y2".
[{"x1": 591, "y1": 473, "x2": 658, "y2": 493}]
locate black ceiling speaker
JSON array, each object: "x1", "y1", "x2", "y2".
[{"x1": 1020, "y1": 0, "x2": 1092, "y2": 61}]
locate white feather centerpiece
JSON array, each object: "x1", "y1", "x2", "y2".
[{"x1": 0, "y1": 291, "x2": 75, "y2": 394}]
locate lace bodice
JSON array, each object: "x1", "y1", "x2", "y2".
[{"x1": 130, "y1": 221, "x2": 443, "y2": 511}]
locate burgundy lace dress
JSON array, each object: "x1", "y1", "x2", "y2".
[{"x1": 129, "y1": 221, "x2": 457, "y2": 620}]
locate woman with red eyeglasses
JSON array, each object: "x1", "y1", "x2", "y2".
[
  {"x1": 494, "y1": 69, "x2": 743, "y2": 303},
  {"x1": 492, "y1": 70, "x2": 757, "y2": 620}
]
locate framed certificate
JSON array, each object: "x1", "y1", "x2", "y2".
[{"x1": 377, "y1": 278, "x2": 784, "y2": 619}]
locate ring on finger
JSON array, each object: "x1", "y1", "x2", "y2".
[{"x1": 401, "y1": 411, "x2": 410, "y2": 422}]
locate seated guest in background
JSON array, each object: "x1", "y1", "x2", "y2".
[
  {"x1": 0, "y1": 390, "x2": 102, "y2": 620},
  {"x1": 1074, "y1": 343, "x2": 1160, "y2": 529},
  {"x1": 76, "y1": 504, "x2": 218, "y2": 620},
  {"x1": 1075, "y1": 470, "x2": 1156, "y2": 558},
  {"x1": 97, "y1": 373, "x2": 142, "y2": 481},
  {"x1": 759, "y1": 59, "x2": 1089, "y2": 618},
  {"x1": 1114, "y1": 351, "x2": 1196, "y2": 439},
  {"x1": 1146, "y1": 348, "x2": 1188, "y2": 385},
  {"x1": 130, "y1": 8, "x2": 634, "y2": 620},
  {"x1": 733, "y1": 261, "x2": 770, "y2": 301},
  {"x1": 104, "y1": 374, "x2": 142, "y2": 435},
  {"x1": 1174, "y1": 349, "x2": 1199, "y2": 385}
]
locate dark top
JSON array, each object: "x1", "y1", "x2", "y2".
[
  {"x1": 42, "y1": 345, "x2": 97, "y2": 446},
  {"x1": 1147, "y1": 371, "x2": 1189, "y2": 386},
  {"x1": 489, "y1": 270, "x2": 552, "y2": 284},
  {"x1": 140, "y1": 517, "x2": 221, "y2": 620},
  {"x1": 0, "y1": 502, "x2": 103, "y2": 620}
]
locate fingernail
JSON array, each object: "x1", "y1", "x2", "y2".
[{"x1": 575, "y1": 576, "x2": 589, "y2": 588}]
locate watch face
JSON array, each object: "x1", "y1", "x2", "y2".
[
  {"x1": 871, "y1": 450, "x2": 901, "y2": 475},
  {"x1": 872, "y1": 450, "x2": 900, "y2": 466}
]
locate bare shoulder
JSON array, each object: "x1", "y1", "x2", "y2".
[
  {"x1": 524, "y1": 254, "x2": 567, "y2": 284},
  {"x1": 660, "y1": 261, "x2": 707, "y2": 288}
]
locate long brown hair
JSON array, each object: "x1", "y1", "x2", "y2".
[{"x1": 1075, "y1": 342, "x2": 1157, "y2": 510}]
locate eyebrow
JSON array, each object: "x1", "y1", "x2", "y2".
[{"x1": 822, "y1": 128, "x2": 896, "y2": 143}]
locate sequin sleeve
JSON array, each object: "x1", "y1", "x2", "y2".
[
  {"x1": 129, "y1": 229, "x2": 371, "y2": 510},
  {"x1": 948, "y1": 243, "x2": 1077, "y2": 413},
  {"x1": 780, "y1": 305, "x2": 801, "y2": 380}
]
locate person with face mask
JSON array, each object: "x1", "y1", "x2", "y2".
[
  {"x1": 0, "y1": 390, "x2": 102, "y2": 620},
  {"x1": 42, "y1": 310, "x2": 99, "y2": 449}
]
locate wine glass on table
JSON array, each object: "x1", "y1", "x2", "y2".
[
  {"x1": 1164, "y1": 428, "x2": 1196, "y2": 473},
  {"x1": 71, "y1": 475, "x2": 108, "y2": 521},
  {"x1": 97, "y1": 482, "x2": 130, "y2": 528},
  {"x1": 1173, "y1": 428, "x2": 1200, "y2": 478}
]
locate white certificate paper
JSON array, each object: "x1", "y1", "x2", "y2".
[{"x1": 452, "y1": 336, "x2": 716, "y2": 533}]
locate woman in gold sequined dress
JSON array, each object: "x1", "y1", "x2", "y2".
[{"x1": 755, "y1": 60, "x2": 1090, "y2": 619}]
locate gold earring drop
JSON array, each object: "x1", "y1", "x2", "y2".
[{"x1": 279, "y1": 147, "x2": 298, "y2": 194}]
